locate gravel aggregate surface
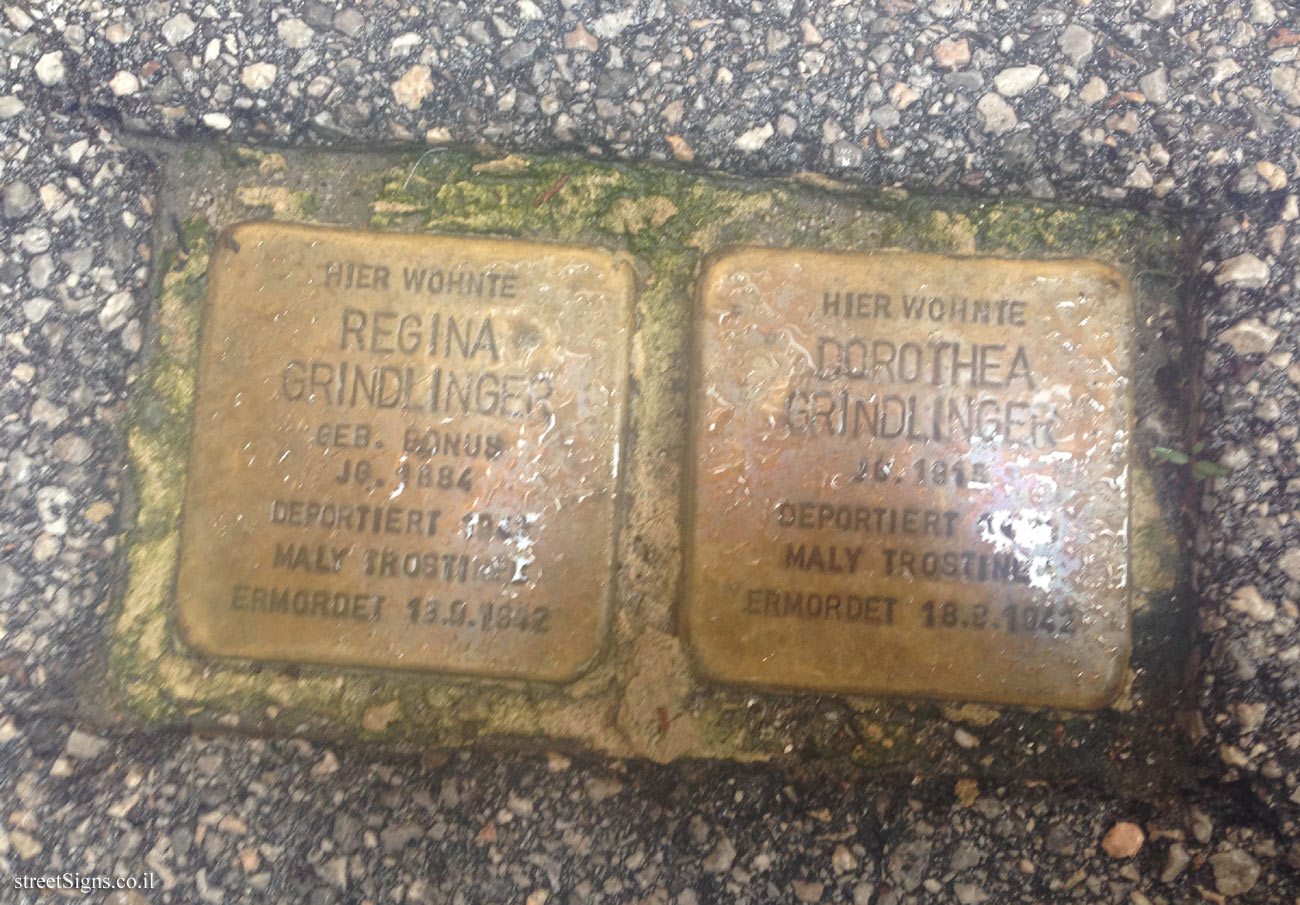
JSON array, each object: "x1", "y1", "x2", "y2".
[{"x1": 4, "y1": 0, "x2": 1300, "y2": 901}]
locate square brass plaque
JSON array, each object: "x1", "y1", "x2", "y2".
[
  {"x1": 686, "y1": 249, "x2": 1133, "y2": 709},
  {"x1": 176, "y1": 223, "x2": 634, "y2": 680}
]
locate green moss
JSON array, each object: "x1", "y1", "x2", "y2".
[
  {"x1": 182, "y1": 216, "x2": 213, "y2": 247},
  {"x1": 220, "y1": 145, "x2": 260, "y2": 173}
]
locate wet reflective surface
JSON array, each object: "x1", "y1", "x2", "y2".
[
  {"x1": 685, "y1": 249, "x2": 1133, "y2": 708},
  {"x1": 176, "y1": 223, "x2": 634, "y2": 680}
]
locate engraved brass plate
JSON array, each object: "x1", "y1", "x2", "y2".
[
  {"x1": 686, "y1": 249, "x2": 1133, "y2": 708},
  {"x1": 176, "y1": 223, "x2": 634, "y2": 680}
]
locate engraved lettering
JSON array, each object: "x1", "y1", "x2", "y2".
[{"x1": 687, "y1": 248, "x2": 1133, "y2": 706}]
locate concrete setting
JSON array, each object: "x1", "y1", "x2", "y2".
[
  {"x1": 104, "y1": 144, "x2": 1194, "y2": 776},
  {"x1": 2, "y1": 0, "x2": 1300, "y2": 903}
]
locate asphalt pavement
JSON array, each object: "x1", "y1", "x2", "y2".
[{"x1": 3, "y1": 1, "x2": 1300, "y2": 902}]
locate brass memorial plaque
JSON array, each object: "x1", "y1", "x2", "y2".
[
  {"x1": 176, "y1": 223, "x2": 634, "y2": 680},
  {"x1": 686, "y1": 249, "x2": 1133, "y2": 709}
]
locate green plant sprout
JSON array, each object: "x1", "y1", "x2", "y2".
[{"x1": 1153, "y1": 440, "x2": 1225, "y2": 480}]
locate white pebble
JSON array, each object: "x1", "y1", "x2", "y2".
[
  {"x1": 202, "y1": 112, "x2": 232, "y2": 131},
  {"x1": 241, "y1": 62, "x2": 277, "y2": 92},
  {"x1": 108, "y1": 70, "x2": 139, "y2": 96},
  {"x1": 277, "y1": 17, "x2": 314, "y2": 48},
  {"x1": 977, "y1": 93, "x2": 1017, "y2": 133},
  {"x1": 161, "y1": 12, "x2": 196, "y2": 44},
  {"x1": 994, "y1": 65, "x2": 1042, "y2": 97},
  {"x1": 1214, "y1": 254, "x2": 1270, "y2": 289},
  {"x1": 35, "y1": 51, "x2": 65, "y2": 86},
  {"x1": 735, "y1": 122, "x2": 775, "y2": 151}
]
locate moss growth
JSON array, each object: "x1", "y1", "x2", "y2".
[{"x1": 234, "y1": 185, "x2": 319, "y2": 220}]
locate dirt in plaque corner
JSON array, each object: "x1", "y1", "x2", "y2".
[{"x1": 94, "y1": 142, "x2": 1200, "y2": 789}]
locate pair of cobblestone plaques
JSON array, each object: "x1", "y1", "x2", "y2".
[
  {"x1": 110, "y1": 149, "x2": 1182, "y2": 762},
  {"x1": 179, "y1": 219, "x2": 1130, "y2": 709}
]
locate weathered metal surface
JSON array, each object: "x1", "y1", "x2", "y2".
[
  {"x1": 686, "y1": 248, "x2": 1133, "y2": 708},
  {"x1": 176, "y1": 222, "x2": 635, "y2": 680}
]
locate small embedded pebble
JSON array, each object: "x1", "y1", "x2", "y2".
[
  {"x1": 1058, "y1": 24, "x2": 1095, "y2": 64},
  {"x1": 108, "y1": 70, "x2": 139, "y2": 96},
  {"x1": 1228, "y1": 586, "x2": 1277, "y2": 622},
  {"x1": 99, "y1": 291, "x2": 134, "y2": 332},
  {"x1": 392, "y1": 66, "x2": 434, "y2": 110},
  {"x1": 1146, "y1": 0, "x2": 1175, "y2": 19},
  {"x1": 161, "y1": 13, "x2": 195, "y2": 44},
  {"x1": 1215, "y1": 254, "x2": 1270, "y2": 289},
  {"x1": 4, "y1": 181, "x2": 36, "y2": 219},
  {"x1": 1210, "y1": 849, "x2": 1261, "y2": 896},
  {"x1": 310, "y1": 750, "x2": 339, "y2": 778},
  {"x1": 241, "y1": 63, "x2": 277, "y2": 92},
  {"x1": 832, "y1": 844, "x2": 857, "y2": 873},
  {"x1": 1101, "y1": 821, "x2": 1145, "y2": 859},
  {"x1": 333, "y1": 8, "x2": 365, "y2": 37},
  {"x1": 53, "y1": 433, "x2": 93, "y2": 465},
  {"x1": 666, "y1": 134, "x2": 695, "y2": 163},
  {"x1": 35, "y1": 52, "x2": 65, "y2": 86},
  {"x1": 585, "y1": 778, "x2": 623, "y2": 803},
  {"x1": 202, "y1": 112, "x2": 232, "y2": 131},
  {"x1": 1217, "y1": 318, "x2": 1278, "y2": 355},
  {"x1": 994, "y1": 65, "x2": 1042, "y2": 97},
  {"x1": 564, "y1": 24, "x2": 598, "y2": 52},
  {"x1": 9, "y1": 830, "x2": 42, "y2": 860},
  {"x1": 277, "y1": 17, "x2": 314, "y2": 49},
  {"x1": 933, "y1": 37, "x2": 970, "y2": 68},
  {"x1": 1139, "y1": 68, "x2": 1170, "y2": 104},
  {"x1": 1079, "y1": 76, "x2": 1108, "y2": 104},
  {"x1": 735, "y1": 123, "x2": 775, "y2": 151},
  {"x1": 977, "y1": 93, "x2": 1017, "y2": 133},
  {"x1": 1161, "y1": 842, "x2": 1190, "y2": 882},
  {"x1": 0, "y1": 95, "x2": 25, "y2": 118},
  {"x1": 793, "y1": 880, "x2": 824, "y2": 902},
  {"x1": 702, "y1": 836, "x2": 736, "y2": 873}
]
